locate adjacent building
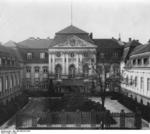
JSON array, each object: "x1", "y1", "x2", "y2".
[
  {"x1": 121, "y1": 39, "x2": 150, "y2": 106},
  {"x1": 0, "y1": 42, "x2": 23, "y2": 105}
]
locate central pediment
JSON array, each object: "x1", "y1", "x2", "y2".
[{"x1": 52, "y1": 36, "x2": 97, "y2": 48}]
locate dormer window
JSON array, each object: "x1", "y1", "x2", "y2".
[
  {"x1": 27, "y1": 53, "x2": 32, "y2": 60},
  {"x1": 40, "y1": 53, "x2": 45, "y2": 59}
]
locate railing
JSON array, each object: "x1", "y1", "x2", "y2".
[{"x1": 16, "y1": 109, "x2": 142, "y2": 129}]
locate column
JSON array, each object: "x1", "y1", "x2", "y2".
[
  {"x1": 80, "y1": 54, "x2": 83, "y2": 73},
  {"x1": 62, "y1": 53, "x2": 65, "y2": 75},
  {"x1": 49, "y1": 54, "x2": 52, "y2": 73},
  {"x1": 52, "y1": 54, "x2": 55, "y2": 74},
  {"x1": 76, "y1": 53, "x2": 79, "y2": 74},
  {"x1": 66, "y1": 54, "x2": 69, "y2": 75}
]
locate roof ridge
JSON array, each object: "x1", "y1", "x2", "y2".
[{"x1": 56, "y1": 25, "x2": 88, "y2": 34}]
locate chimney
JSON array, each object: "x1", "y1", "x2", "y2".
[
  {"x1": 129, "y1": 38, "x2": 132, "y2": 42},
  {"x1": 89, "y1": 33, "x2": 93, "y2": 39}
]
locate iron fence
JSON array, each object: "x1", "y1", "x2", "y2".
[{"x1": 16, "y1": 109, "x2": 141, "y2": 129}]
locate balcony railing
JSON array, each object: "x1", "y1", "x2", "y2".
[{"x1": 68, "y1": 58, "x2": 76, "y2": 62}]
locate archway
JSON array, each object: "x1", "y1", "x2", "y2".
[
  {"x1": 69, "y1": 64, "x2": 76, "y2": 78},
  {"x1": 55, "y1": 64, "x2": 62, "y2": 79},
  {"x1": 83, "y1": 64, "x2": 89, "y2": 77}
]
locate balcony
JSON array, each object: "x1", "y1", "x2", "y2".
[
  {"x1": 55, "y1": 58, "x2": 62, "y2": 62},
  {"x1": 68, "y1": 58, "x2": 76, "y2": 62}
]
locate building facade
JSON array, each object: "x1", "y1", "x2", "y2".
[
  {"x1": 48, "y1": 26, "x2": 97, "y2": 79},
  {"x1": 3, "y1": 24, "x2": 150, "y2": 106},
  {"x1": 121, "y1": 39, "x2": 150, "y2": 106},
  {"x1": 17, "y1": 38, "x2": 52, "y2": 91},
  {"x1": 0, "y1": 43, "x2": 23, "y2": 105}
]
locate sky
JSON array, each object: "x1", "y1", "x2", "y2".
[{"x1": 0, "y1": 0, "x2": 150, "y2": 44}]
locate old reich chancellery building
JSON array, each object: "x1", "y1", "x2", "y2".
[{"x1": 1, "y1": 25, "x2": 150, "y2": 107}]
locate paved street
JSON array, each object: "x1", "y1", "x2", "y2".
[{"x1": 1, "y1": 97, "x2": 150, "y2": 129}]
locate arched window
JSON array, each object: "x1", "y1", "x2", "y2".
[
  {"x1": 70, "y1": 53, "x2": 74, "y2": 57},
  {"x1": 69, "y1": 64, "x2": 76, "y2": 78},
  {"x1": 55, "y1": 64, "x2": 62, "y2": 79},
  {"x1": 56, "y1": 52, "x2": 61, "y2": 57},
  {"x1": 83, "y1": 64, "x2": 89, "y2": 77}
]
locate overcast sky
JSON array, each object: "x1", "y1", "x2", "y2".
[{"x1": 0, "y1": 0, "x2": 150, "y2": 44}]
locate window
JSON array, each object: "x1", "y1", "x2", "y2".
[
  {"x1": 35, "y1": 66, "x2": 40, "y2": 73},
  {"x1": 130, "y1": 76, "x2": 133, "y2": 85},
  {"x1": 27, "y1": 53, "x2": 32, "y2": 60},
  {"x1": 147, "y1": 78, "x2": 150, "y2": 91},
  {"x1": 126, "y1": 76, "x2": 129, "y2": 85},
  {"x1": 132, "y1": 59, "x2": 136, "y2": 65},
  {"x1": 140, "y1": 77, "x2": 144, "y2": 89},
  {"x1": 26, "y1": 66, "x2": 31, "y2": 73},
  {"x1": 43, "y1": 67, "x2": 48, "y2": 73},
  {"x1": 40, "y1": 53, "x2": 45, "y2": 59},
  {"x1": 56, "y1": 52, "x2": 61, "y2": 57},
  {"x1": 138, "y1": 59, "x2": 142, "y2": 65},
  {"x1": 84, "y1": 52, "x2": 88, "y2": 57},
  {"x1": 144, "y1": 58, "x2": 149, "y2": 65},
  {"x1": 70, "y1": 53, "x2": 74, "y2": 57}
]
